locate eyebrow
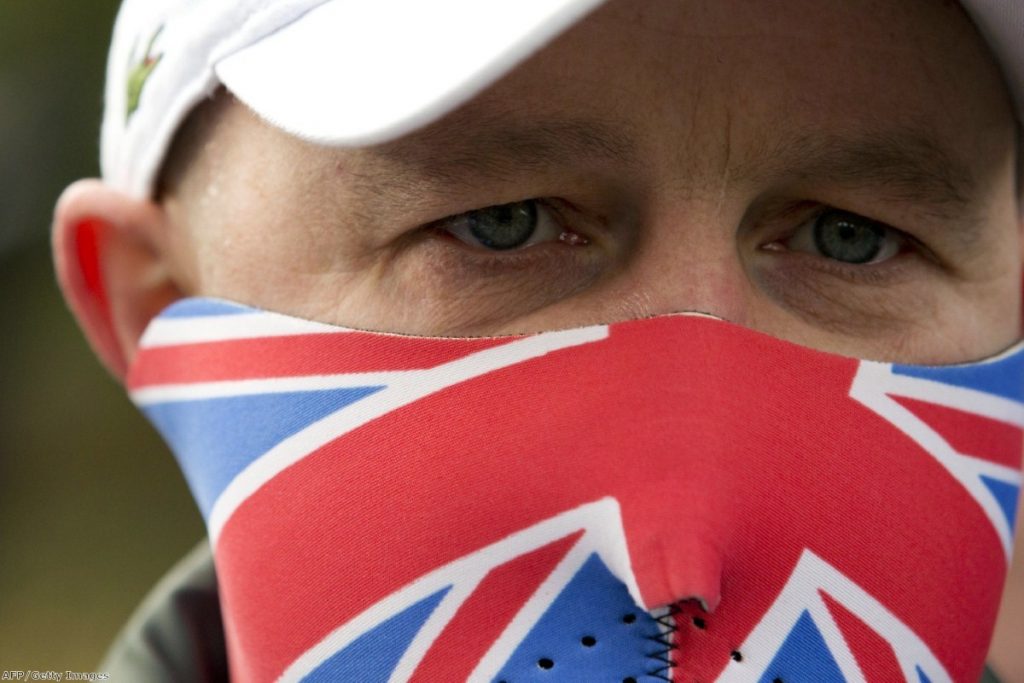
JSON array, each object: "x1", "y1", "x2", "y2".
[
  {"x1": 348, "y1": 115, "x2": 639, "y2": 199},
  {"x1": 350, "y1": 116, "x2": 985, "y2": 232},
  {"x1": 761, "y1": 128, "x2": 983, "y2": 223}
]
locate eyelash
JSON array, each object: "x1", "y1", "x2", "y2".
[
  {"x1": 776, "y1": 209, "x2": 911, "y2": 254},
  {"x1": 426, "y1": 198, "x2": 934, "y2": 282},
  {"x1": 759, "y1": 206, "x2": 941, "y2": 287},
  {"x1": 429, "y1": 199, "x2": 589, "y2": 253},
  {"x1": 776, "y1": 244, "x2": 919, "y2": 286}
]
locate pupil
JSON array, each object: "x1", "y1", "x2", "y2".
[
  {"x1": 813, "y1": 210, "x2": 885, "y2": 264},
  {"x1": 468, "y1": 201, "x2": 538, "y2": 250}
]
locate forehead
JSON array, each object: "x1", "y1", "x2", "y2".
[
  {"x1": 459, "y1": 0, "x2": 1009, "y2": 153},
  {"x1": 201, "y1": 0, "x2": 1016, "y2": 217}
]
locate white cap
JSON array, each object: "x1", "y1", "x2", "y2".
[{"x1": 102, "y1": 0, "x2": 1024, "y2": 198}]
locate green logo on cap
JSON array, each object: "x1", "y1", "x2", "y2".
[{"x1": 126, "y1": 26, "x2": 164, "y2": 121}]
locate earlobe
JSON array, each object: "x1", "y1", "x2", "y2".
[{"x1": 52, "y1": 179, "x2": 185, "y2": 380}]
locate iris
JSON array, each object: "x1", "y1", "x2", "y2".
[
  {"x1": 813, "y1": 210, "x2": 887, "y2": 264},
  {"x1": 467, "y1": 201, "x2": 538, "y2": 250}
]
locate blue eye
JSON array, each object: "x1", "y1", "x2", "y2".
[
  {"x1": 814, "y1": 210, "x2": 886, "y2": 263},
  {"x1": 442, "y1": 200, "x2": 566, "y2": 251},
  {"x1": 786, "y1": 209, "x2": 903, "y2": 264},
  {"x1": 468, "y1": 201, "x2": 537, "y2": 250}
]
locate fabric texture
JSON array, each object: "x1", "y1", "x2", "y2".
[
  {"x1": 124, "y1": 297, "x2": 1024, "y2": 682},
  {"x1": 99, "y1": 542, "x2": 1010, "y2": 683}
]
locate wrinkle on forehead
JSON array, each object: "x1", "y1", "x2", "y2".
[
  {"x1": 359, "y1": 106, "x2": 640, "y2": 189},
  {"x1": 336, "y1": 106, "x2": 990, "y2": 239},
  {"x1": 357, "y1": 0, "x2": 1007, "y2": 240}
]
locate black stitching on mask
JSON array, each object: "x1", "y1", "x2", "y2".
[{"x1": 644, "y1": 602, "x2": 682, "y2": 681}]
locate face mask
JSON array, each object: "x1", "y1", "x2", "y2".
[{"x1": 128, "y1": 297, "x2": 1023, "y2": 683}]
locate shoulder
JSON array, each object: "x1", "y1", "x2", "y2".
[{"x1": 101, "y1": 541, "x2": 227, "y2": 682}]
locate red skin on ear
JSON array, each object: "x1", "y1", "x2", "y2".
[
  {"x1": 55, "y1": 216, "x2": 129, "y2": 378},
  {"x1": 75, "y1": 220, "x2": 119, "y2": 364}
]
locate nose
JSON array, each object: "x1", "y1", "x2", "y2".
[{"x1": 600, "y1": 202, "x2": 753, "y2": 326}]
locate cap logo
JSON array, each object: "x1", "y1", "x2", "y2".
[{"x1": 126, "y1": 26, "x2": 164, "y2": 121}]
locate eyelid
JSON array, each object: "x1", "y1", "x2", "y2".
[
  {"x1": 761, "y1": 205, "x2": 930, "y2": 262},
  {"x1": 791, "y1": 209, "x2": 902, "y2": 264},
  {"x1": 434, "y1": 199, "x2": 584, "y2": 252}
]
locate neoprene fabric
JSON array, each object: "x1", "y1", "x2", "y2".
[{"x1": 127, "y1": 297, "x2": 1024, "y2": 682}]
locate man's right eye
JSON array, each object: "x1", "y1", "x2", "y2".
[{"x1": 437, "y1": 199, "x2": 586, "y2": 251}]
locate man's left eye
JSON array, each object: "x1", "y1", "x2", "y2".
[
  {"x1": 783, "y1": 209, "x2": 906, "y2": 264},
  {"x1": 440, "y1": 200, "x2": 567, "y2": 251}
]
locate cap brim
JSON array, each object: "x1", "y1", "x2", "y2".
[{"x1": 214, "y1": 0, "x2": 607, "y2": 148}]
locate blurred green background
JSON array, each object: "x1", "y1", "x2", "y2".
[{"x1": 0, "y1": 0, "x2": 204, "y2": 671}]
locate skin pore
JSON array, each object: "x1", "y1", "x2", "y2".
[{"x1": 155, "y1": 0, "x2": 1022, "y2": 365}]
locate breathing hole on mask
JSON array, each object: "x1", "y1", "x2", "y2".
[
  {"x1": 692, "y1": 616, "x2": 707, "y2": 629},
  {"x1": 581, "y1": 635, "x2": 597, "y2": 647},
  {"x1": 622, "y1": 613, "x2": 637, "y2": 624},
  {"x1": 731, "y1": 650, "x2": 743, "y2": 662},
  {"x1": 537, "y1": 658, "x2": 554, "y2": 670}
]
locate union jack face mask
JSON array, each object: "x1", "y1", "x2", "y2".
[{"x1": 127, "y1": 297, "x2": 1024, "y2": 683}]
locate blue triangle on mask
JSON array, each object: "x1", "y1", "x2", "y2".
[
  {"x1": 494, "y1": 552, "x2": 660, "y2": 682},
  {"x1": 159, "y1": 297, "x2": 253, "y2": 318},
  {"x1": 759, "y1": 610, "x2": 845, "y2": 683},
  {"x1": 980, "y1": 475, "x2": 1020, "y2": 533},
  {"x1": 917, "y1": 666, "x2": 933, "y2": 683},
  {"x1": 892, "y1": 349, "x2": 1024, "y2": 403},
  {"x1": 143, "y1": 386, "x2": 384, "y2": 519},
  {"x1": 303, "y1": 586, "x2": 450, "y2": 682}
]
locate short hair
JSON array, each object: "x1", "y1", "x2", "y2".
[{"x1": 154, "y1": 87, "x2": 232, "y2": 201}]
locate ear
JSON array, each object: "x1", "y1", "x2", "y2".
[{"x1": 52, "y1": 179, "x2": 185, "y2": 380}]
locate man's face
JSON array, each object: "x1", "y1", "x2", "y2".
[{"x1": 162, "y1": 0, "x2": 1021, "y2": 363}]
